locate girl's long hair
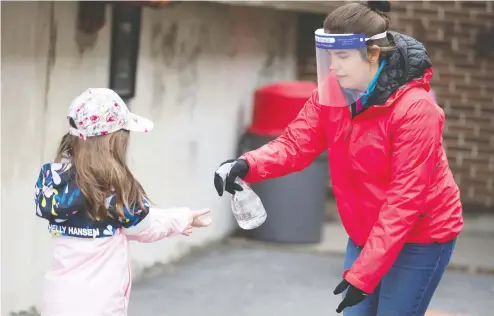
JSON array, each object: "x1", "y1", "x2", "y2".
[{"x1": 55, "y1": 130, "x2": 148, "y2": 220}]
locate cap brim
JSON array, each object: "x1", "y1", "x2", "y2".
[{"x1": 124, "y1": 112, "x2": 154, "y2": 133}]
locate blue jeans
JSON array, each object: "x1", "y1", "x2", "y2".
[{"x1": 342, "y1": 238, "x2": 456, "y2": 316}]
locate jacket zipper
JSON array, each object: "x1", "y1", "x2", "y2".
[{"x1": 343, "y1": 122, "x2": 365, "y2": 246}]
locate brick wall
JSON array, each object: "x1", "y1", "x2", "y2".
[{"x1": 297, "y1": 1, "x2": 494, "y2": 212}]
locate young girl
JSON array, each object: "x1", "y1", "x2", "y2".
[
  {"x1": 214, "y1": 1, "x2": 462, "y2": 315},
  {"x1": 35, "y1": 88, "x2": 212, "y2": 316}
]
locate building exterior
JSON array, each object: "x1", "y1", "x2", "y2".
[{"x1": 1, "y1": 1, "x2": 297, "y2": 313}]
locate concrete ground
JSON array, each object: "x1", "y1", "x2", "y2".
[{"x1": 129, "y1": 242, "x2": 494, "y2": 316}]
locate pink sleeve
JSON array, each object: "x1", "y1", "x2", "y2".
[{"x1": 123, "y1": 207, "x2": 192, "y2": 243}]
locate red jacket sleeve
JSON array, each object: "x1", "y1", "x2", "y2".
[
  {"x1": 240, "y1": 90, "x2": 327, "y2": 183},
  {"x1": 344, "y1": 99, "x2": 442, "y2": 294}
]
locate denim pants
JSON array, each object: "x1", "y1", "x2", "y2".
[{"x1": 342, "y1": 238, "x2": 456, "y2": 316}]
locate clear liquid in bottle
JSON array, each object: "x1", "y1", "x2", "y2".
[
  {"x1": 215, "y1": 162, "x2": 267, "y2": 230},
  {"x1": 230, "y1": 178, "x2": 267, "y2": 230}
]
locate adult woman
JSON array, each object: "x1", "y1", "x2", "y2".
[{"x1": 214, "y1": 1, "x2": 463, "y2": 315}]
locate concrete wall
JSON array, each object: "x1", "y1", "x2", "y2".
[{"x1": 0, "y1": 1, "x2": 296, "y2": 314}]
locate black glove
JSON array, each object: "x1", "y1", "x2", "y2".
[
  {"x1": 333, "y1": 279, "x2": 368, "y2": 313},
  {"x1": 214, "y1": 159, "x2": 249, "y2": 196}
]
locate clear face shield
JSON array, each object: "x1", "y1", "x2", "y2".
[{"x1": 315, "y1": 29, "x2": 375, "y2": 108}]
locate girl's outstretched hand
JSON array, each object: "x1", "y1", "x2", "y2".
[{"x1": 182, "y1": 208, "x2": 212, "y2": 236}]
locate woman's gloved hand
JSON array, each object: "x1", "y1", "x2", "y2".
[
  {"x1": 333, "y1": 279, "x2": 369, "y2": 313},
  {"x1": 214, "y1": 159, "x2": 249, "y2": 196}
]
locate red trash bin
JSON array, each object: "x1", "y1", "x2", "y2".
[{"x1": 247, "y1": 81, "x2": 317, "y2": 137}]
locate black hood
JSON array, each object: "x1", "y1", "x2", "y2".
[{"x1": 367, "y1": 31, "x2": 432, "y2": 106}]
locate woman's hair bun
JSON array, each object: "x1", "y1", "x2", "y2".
[{"x1": 367, "y1": 1, "x2": 391, "y2": 13}]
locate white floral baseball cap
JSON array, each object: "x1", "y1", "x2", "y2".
[{"x1": 67, "y1": 88, "x2": 153, "y2": 140}]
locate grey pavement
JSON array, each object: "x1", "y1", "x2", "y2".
[{"x1": 129, "y1": 243, "x2": 494, "y2": 316}]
